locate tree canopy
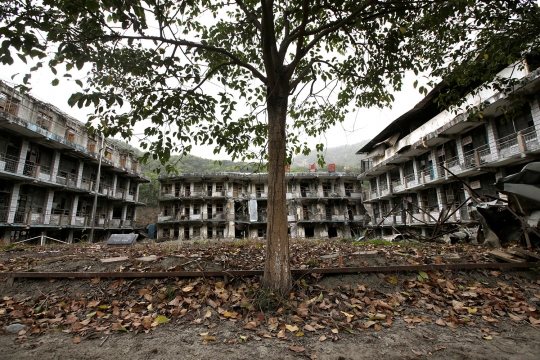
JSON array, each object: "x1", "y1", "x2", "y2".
[{"x1": 1, "y1": 0, "x2": 539, "y2": 293}]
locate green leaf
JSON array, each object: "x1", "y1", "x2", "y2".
[
  {"x1": 51, "y1": 78, "x2": 59, "y2": 86},
  {"x1": 418, "y1": 270, "x2": 428, "y2": 279}
]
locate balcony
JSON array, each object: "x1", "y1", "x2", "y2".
[
  {"x1": 379, "y1": 183, "x2": 391, "y2": 197},
  {"x1": 404, "y1": 173, "x2": 417, "y2": 188},
  {"x1": 55, "y1": 172, "x2": 77, "y2": 187},
  {"x1": 115, "y1": 188, "x2": 125, "y2": 199},
  {"x1": 0, "y1": 154, "x2": 19, "y2": 173},
  {"x1": 417, "y1": 167, "x2": 434, "y2": 183},
  {"x1": 497, "y1": 126, "x2": 540, "y2": 158},
  {"x1": 255, "y1": 190, "x2": 268, "y2": 198}
]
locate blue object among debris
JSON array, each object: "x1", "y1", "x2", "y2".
[{"x1": 147, "y1": 224, "x2": 156, "y2": 239}]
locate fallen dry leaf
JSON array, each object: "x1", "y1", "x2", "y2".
[
  {"x1": 288, "y1": 345, "x2": 305, "y2": 353},
  {"x1": 285, "y1": 324, "x2": 299, "y2": 332}
]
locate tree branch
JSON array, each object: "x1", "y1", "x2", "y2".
[
  {"x1": 96, "y1": 34, "x2": 267, "y2": 83},
  {"x1": 235, "y1": 0, "x2": 262, "y2": 32},
  {"x1": 289, "y1": 58, "x2": 315, "y2": 91}
]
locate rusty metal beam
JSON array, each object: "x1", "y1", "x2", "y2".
[{"x1": 4, "y1": 262, "x2": 539, "y2": 280}]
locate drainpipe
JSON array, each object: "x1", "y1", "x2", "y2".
[{"x1": 89, "y1": 135, "x2": 105, "y2": 243}]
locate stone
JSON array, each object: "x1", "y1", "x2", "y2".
[
  {"x1": 100, "y1": 256, "x2": 129, "y2": 263},
  {"x1": 321, "y1": 254, "x2": 339, "y2": 260},
  {"x1": 134, "y1": 255, "x2": 158, "y2": 262},
  {"x1": 417, "y1": 300, "x2": 426, "y2": 307},
  {"x1": 5, "y1": 323, "x2": 25, "y2": 334},
  {"x1": 529, "y1": 297, "x2": 540, "y2": 303}
]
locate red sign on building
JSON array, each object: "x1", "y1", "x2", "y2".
[{"x1": 328, "y1": 164, "x2": 336, "y2": 173}]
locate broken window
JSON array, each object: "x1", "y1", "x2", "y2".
[
  {"x1": 0, "y1": 92, "x2": 20, "y2": 115},
  {"x1": 36, "y1": 112, "x2": 52, "y2": 130}
]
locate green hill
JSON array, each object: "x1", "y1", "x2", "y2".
[{"x1": 290, "y1": 141, "x2": 368, "y2": 171}]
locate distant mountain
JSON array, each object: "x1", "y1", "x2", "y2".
[{"x1": 291, "y1": 141, "x2": 368, "y2": 171}]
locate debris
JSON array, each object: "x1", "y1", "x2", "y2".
[
  {"x1": 100, "y1": 256, "x2": 129, "y2": 263},
  {"x1": 134, "y1": 255, "x2": 158, "y2": 262},
  {"x1": 488, "y1": 250, "x2": 526, "y2": 263},
  {"x1": 5, "y1": 323, "x2": 26, "y2": 334},
  {"x1": 106, "y1": 234, "x2": 138, "y2": 246},
  {"x1": 509, "y1": 247, "x2": 540, "y2": 261}
]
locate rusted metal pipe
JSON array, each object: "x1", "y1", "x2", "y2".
[{"x1": 4, "y1": 262, "x2": 539, "y2": 280}]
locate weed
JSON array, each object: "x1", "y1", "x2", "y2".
[
  {"x1": 305, "y1": 258, "x2": 318, "y2": 267},
  {"x1": 163, "y1": 286, "x2": 176, "y2": 302},
  {"x1": 254, "y1": 288, "x2": 280, "y2": 313}
]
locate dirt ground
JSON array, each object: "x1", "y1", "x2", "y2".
[{"x1": 1, "y1": 240, "x2": 540, "y2": 359}]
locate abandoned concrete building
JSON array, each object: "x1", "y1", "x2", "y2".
[
  {"x1": 0, "y1": 81, "x2": 149, "y2": 244},
  {"x1": 356, "y1": 64, "x2": 540, "y2": 238},
  {"x1": 156, "y1": 172, "x2": 365, "y2": 240}
]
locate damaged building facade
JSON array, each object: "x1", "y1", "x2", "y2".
[
  {"x1": 0, "y1": 81, "x2": 149, "y2": 244},
  {"x1": 156, "y1": 172, "x2": 365, "y2": 240},
  {"x1": 357, "y1": 63, "x2": 540, "y2": 238}
]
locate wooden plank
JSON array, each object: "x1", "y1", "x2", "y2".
[
  {"x1": 510, "y1": 247, "x2": 540, "y2": 261},
  {"x1": 100, "y1": 256, "x2": 129, "y2": 263},
  {"x1": 488, "y1": 250, "x2": 526, "y2": 263}
]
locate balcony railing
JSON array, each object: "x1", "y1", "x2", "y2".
[{"x1": 0, "y1": 153, "x2": 19, "y2": 173}]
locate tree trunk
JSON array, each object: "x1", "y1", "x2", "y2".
[{"x1": 262, "y1": 81, "x2": 292, "y2": 294}]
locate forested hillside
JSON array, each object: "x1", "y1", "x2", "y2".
[{"x1": 290, "y1": 141, "x2": 368, "y2": 171}]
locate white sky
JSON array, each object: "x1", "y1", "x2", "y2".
[{"x1": 0, "y1": 55, "x2": 427, "y2": 161}]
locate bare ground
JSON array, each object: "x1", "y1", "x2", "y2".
[{"x1": 1, "y1": 240, "x2": 540, "y2": 359}]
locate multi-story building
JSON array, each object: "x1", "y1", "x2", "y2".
[
  {"x1": 356, "y1": 64, "x2": 540, "y2": 237},
  {"x1": 156, "y1": 171, "x2": 365, "y2": 240},
  {"x1": 0, "y1": 80, "x2": 149, "y2": 244}
]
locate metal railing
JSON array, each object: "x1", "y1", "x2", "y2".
[{"x1": 0, "y1": 153, "x2": 19, "y2": 173}]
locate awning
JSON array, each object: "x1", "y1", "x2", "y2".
[
  {"x1": 363, "y1": 145, "x2": 386, "y2": 159},
  {"x1": 374, "y1": 133, "x2": 400, "y2": 148}
]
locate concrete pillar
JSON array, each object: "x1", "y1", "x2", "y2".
[
  {"x1": 70, "y1": 195, "x2": 79, "y2": 225},
  {"x1": 375, "y1": 176, "x2": 381, "y2": 197},
  {"x1": 76, "y1": 161, "x2": 84, "y2": 188},
  {"x1": 121, "y1": 203, "x2": 127, "y2": 223},
  {"x1": 1, "y1": 230, "x2": 12, "y2": 244},
  {"x1": 485, "y1": 121, "x2": 500, "y2": 160},
  {"x1": 436, "y1": 187, "x2": 446, "y2": 212},
  {"x1": 132, "y1": 207, "x2": 137, "y2": 222},
  {"x1": 417, "y1": 193, "x2": 425, "y2": 222},
  {"x1": 430, "y1": 150, "x2": 441, "y2": 179},
  {"x1": 43, "y1": 189, "x2": 55, "y2": 225},
  {"x1": 7, "y1": 183, "x2": 20, "y2": 223},
  {"x1": 125, "y1": 178, "x2": 131, "y2": 199},
  {"x1": 112, "y1": 173, "x2": 118, "y2": 197},
  {"x1": 455, "y1": 136, "x2": 465, "y2": 166},
  {"x1": 50, "y1": 150, "x2": 61, "y2": 183},
  {"x1": 16, "y1": 140, "x2": 29, "y2": 175},
  {"x1": 67, "y1": 230, "x2": 74, "y2": 244},
  {"x1": 386, "y1": 171, "x2": 392, "y2": 194},
  {"x1": 134, "y1": 182, "x2": 140, "y2": 202},
  {"x1": 412, "y1": 157, "x2": 420, "y2": 184},
  {"x1": 529, "y1": 97, "x2": 540, "y2": 140}
]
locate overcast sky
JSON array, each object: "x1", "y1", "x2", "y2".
[{"x1": 1, "y1": 56, "x2": 427, "y2": 161}]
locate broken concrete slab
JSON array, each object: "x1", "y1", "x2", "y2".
[
  {"x1": 134, "y1": 255, "x2": 158, "y2": 262},
  {"x1": 100, "y1": 256, "x2": 129, "y2": 263},
  {"x1": 106, "y1": 234, "x2": 138, "y2": 246}
]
